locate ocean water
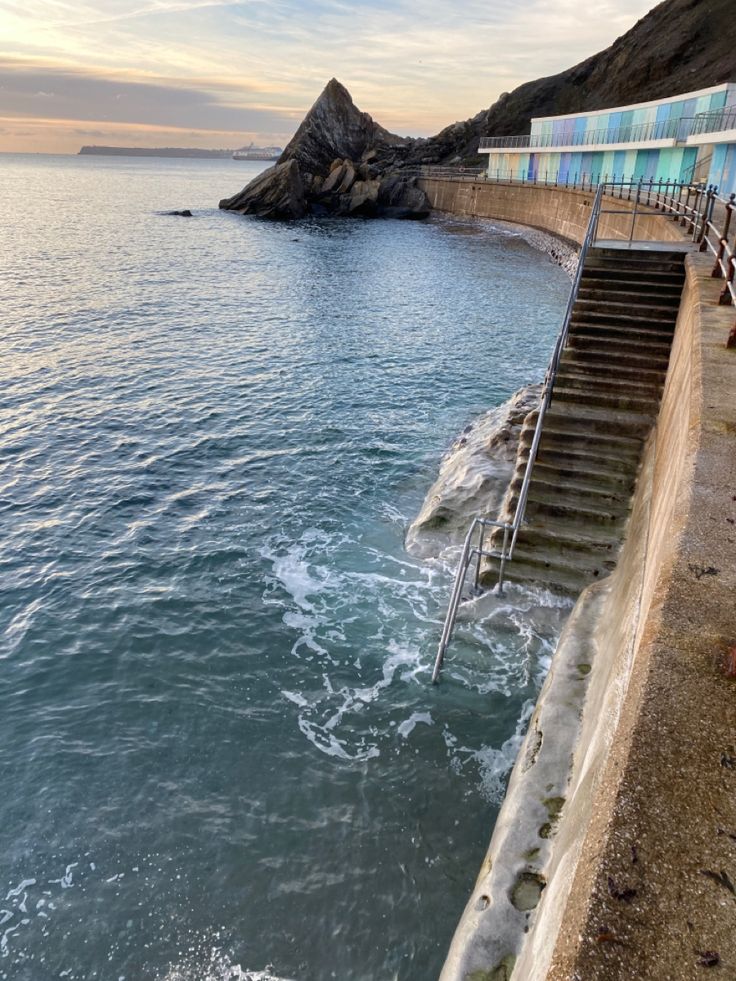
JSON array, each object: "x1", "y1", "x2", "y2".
[{"x1": 0, "y1": 154, "x2": 571, "y2": 980}]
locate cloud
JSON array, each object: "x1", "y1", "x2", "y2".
[
  {"x1": 0, "y1": 0, "x2": 658, "y2": 150},
  {"x1": 0, "y1": 59, "x2": 295, "y2": 133}
]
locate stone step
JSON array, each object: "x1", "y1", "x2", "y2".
[
  {"x1": 529, "y1": 460, "x2": 637, "y2": 493},
  {"x1": 560, "y1": 345, "x2": 671, "y2": 371},
  {"x1": 566, "y1": 331, "x2": 673, "y2": 354},
  {"x1": 523, "y1": 434, "x2": 643, "y2": 469},
  {"x1": 577, "y1": 285, "x2": 682, "y2": 306},
  {"x1": 554, "y1": 368, "x2": 664, "y2": 397},
  {"x1": 558, "y1": 353, "x2": 667, "y2": 383},
  {"x1": 479, "y1": 556, "x2": 591, "y2": 596},
  {"x1": 573, "y1": 299, "x2": 679, "y2": 322},
  {"x1": 533, "y1": 433, "x2": 644, "y2": 469},
  {"x1": 524, "y1": 494, "x2": 629, "y2": 528},
  {"x1": 552, "y1": 387, "x2": 659, "y2": 416},
  {"x1": 585, "y1": 253, "x2": 686, "y2": 271},
  {"x1": 568, "y1": 320, "x2": 676, "y2": 342},
  {"x1": 479, "y1": 551, "x2": 613, "y2": 594},
  {"x1": 580, "y1": 267, "x2": 685, "y2": 286},
  {"x1": 517, "y1": 473, "x2": 631, "y2": 510},
  {"x1": 588, "y1": 245, "x2": 685, "y2": 264},
  {"x1": 545, "y1": 400, "x2": 653, "y2": 433}
]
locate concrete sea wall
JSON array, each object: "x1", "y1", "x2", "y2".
[
  {"x1": 422, "y1": 181, "x2": 736, "y2": 979},
  {"x1": 419, "y1": 178, "x2": 687, "y2": 248}
]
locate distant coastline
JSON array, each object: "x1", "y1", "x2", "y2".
[{"x1": 78, "y1": 145, "x2": 234, "y2": 158}]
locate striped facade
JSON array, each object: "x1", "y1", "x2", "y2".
[{"x1": 480, "y1": 84, "x2": 736, "y2": 195}]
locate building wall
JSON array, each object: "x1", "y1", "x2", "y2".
[
  {"x1": 531, "y1": 86, "x2": 736, "y2": 144},
  {"x1": 709, "y1": 143, "x2": 736, "y2": 195},
  {"x1": 484, "y1": 146, "x2": 699, "y2": 184}
]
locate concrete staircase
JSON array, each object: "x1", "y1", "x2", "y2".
[{"x1": 481, "y1": 246, "x2": 686, "y2": 594}]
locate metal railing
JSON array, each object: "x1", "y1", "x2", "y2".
[
  {"x1": 479, "y1": 117, "x2": 685, "y2": 151},
  {"x1": 431, "y1": 179, "x2": 714, "y2": 683},
  {"x1": 417, "y1": 165, "x2": 698, "y2": 195},
  {"x1": 689, "y1": 106, "x2": 736, "y2": 137},
  {"x1": 699, "y1": 191, "x2": 736, "y2": 347},
  {"x1": 478, "y1": 108, "x2": 736, "y2": 152}
]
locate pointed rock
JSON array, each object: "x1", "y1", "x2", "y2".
[{"x1": 219, "y1": 159, "x2": 307, "y2": 220}]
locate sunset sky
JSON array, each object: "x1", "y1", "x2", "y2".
[{"x1": 0, "y1": 0, "x2": 656, "y2": 153}]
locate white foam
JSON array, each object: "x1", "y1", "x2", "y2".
[{"x1": 397, "y1": 712, "x2": 433, "y2": 739}]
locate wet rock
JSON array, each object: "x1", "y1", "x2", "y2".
[
  {"x1": 219, "y1": 79, "x2": 422, "y2": 221},
  {"x1": 406, "y1": 385, "x2": 542, "y2": 559},
  {"x1": 219, "y1": 159, "x2": 307, "y2": 220},
  {"x1": 163, "y1": 209, "x2": 193, "y2": 217}
]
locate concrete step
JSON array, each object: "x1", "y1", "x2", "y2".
[
  {"x1": 524, "y1": 495, "x2": 629, "y2": 528},
  {"x1": 560, "y1": 345, "x2": 671, "y2": 371},
  {"x1": 520, "y1": 474, "x2": 630, "y2": 511},
  {"x1": 552, "y1": 387, "x2": 659, "y2": 416},
  {"x1": 573, "y1": 299, "x2": 679, "y2": 322},
  {"x1": 529, "y1": 460, "x2": 637, "y2": 493},
  {"x1": 479, "y1": 551, "x2": 613, "y2": 594},
  {"x1": 558, "y1": 353, "x2": 667, "y2": 383},
  {"x1": 580, "y1": 267, "x2": 685, "y2": 286},
  {"x1": 554, "y1": 368, "x2": 664, "y2": 398},
  {"x1": 533, "y1": 436, "x2": 643, "y2": 464},
  {"x1": 585, "y1": 253, "x2": 686, "y2": 271},
  {"x1": 545, "y1": 400, "x2": 653, "y2": 432},
  {"x1": 566, "y1": 331, "x2": 673, "y2": 354},
  {"x1": 568, "y1": 320, "x2": 676, "y2": 343},
  {"x1": 588, "y1": 248, "x2": 686, "y2": 262},
  {"x1": 577, "y1": 285, "x2": 682, "y2": 306}
]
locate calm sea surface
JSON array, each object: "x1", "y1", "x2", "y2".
[{"x1": 0, "y1": 155, "x2": 571, "y2": 980}]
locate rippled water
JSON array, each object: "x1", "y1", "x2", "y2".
[{"x1": 0, "y1": 154, "x2": 571, "y2": 980}]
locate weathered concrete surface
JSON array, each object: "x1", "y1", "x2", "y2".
[
  {"x1": 539, "y1": 254, "x2": 736, "y2": 980},
  {"x1": 419, "y1": 179, "x2": 687, "y2": 248},
  {"x1": 441, "y1": 254, "x2": 736, "y2": 979}
]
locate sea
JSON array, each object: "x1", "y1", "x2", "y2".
[{"x1": 0, "y1": 154, "x2": 571, "y2": 980}]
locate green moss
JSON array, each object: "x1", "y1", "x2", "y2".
[
  {"x1": 577, "y1": 663, "x2": 592, "y2": 676},
  {"x1": 523, "y1": 847, "x2": 540, "y2": 861},
  {"x1": 465, "y1": 954, "x2": 516, "y2": 981}
]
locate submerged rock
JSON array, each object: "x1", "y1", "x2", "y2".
[
  {"x1": 219, "y1": 79, "x2": 429, "y2": 221},
  {"x1": 406, "y1": 385, "x2": 541, "y2": 559}
]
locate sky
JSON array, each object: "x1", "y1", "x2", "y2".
[{"x1": 0, "y1": 0, "x2": 657, "y2": 153}]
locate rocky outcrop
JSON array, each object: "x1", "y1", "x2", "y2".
[
  {"x1": 406, "y1": 385, "x2": 541, "y2": 560},
  {"x1": 219, "y1": 79, "x2": 429, "y2": 221},
  {"x1": 219, "y1": 158, "x2": 306, "y2": 219}
]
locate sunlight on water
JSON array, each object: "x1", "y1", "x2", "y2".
[{"x1": 0, "y1": 154, "x2": 570, "y2": 980}]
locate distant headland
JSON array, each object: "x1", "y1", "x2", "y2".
[{"x1": 78, "y1": 146, "x2": 234, "y2": 158}]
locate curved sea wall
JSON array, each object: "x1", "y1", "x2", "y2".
[
  {"x1": 419, "y1": 179, "x2": 687, "y2": 249},
  {"x1": 419, "y1": 181, "x2": 736, "y2": 979}
]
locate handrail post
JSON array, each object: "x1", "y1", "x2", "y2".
[
  {"x1": 630, "y1": 178, "x2": 642, "y2": 243},
  {"x1": 712, "y1": 194, "x2": 735, "y2": 277},
  {"x1": 496, "y1": 525, "x2": 510, "y2": 594},
  {"x1": 473, "y1": 521, "x2": 484, "y2": 591}
]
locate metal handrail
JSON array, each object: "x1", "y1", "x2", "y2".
[
  {"x1": 431, "y1": 179, "x2": 715, "y2": 682},
  {"x1": 478, "y1": 109, "x2": 736, "y2": 152},
  {"x1": 699, "y1": 190, "x2": 736, "y2": 346},
  {"x1": 431, "y1": 183, "x2": 604, "y2": 683}
]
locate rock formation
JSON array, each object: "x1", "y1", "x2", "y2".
[
  {"x1": 220, "y1": 0, "x2": 736, "y2": 218},
  {"x1": 219, "y1": 79, "x2": 430, "y2": 221},
  {"x1": 406, "y1": 386, "x2": 541, "y2": 560}
]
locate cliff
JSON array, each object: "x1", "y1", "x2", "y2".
[{"x1": 409, "y1": 0, "x2": 736, "y2": 164}]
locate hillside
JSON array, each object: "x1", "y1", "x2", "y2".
[{"x1": 409, "y1": 0, "x2": 736, "y2": 165}]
